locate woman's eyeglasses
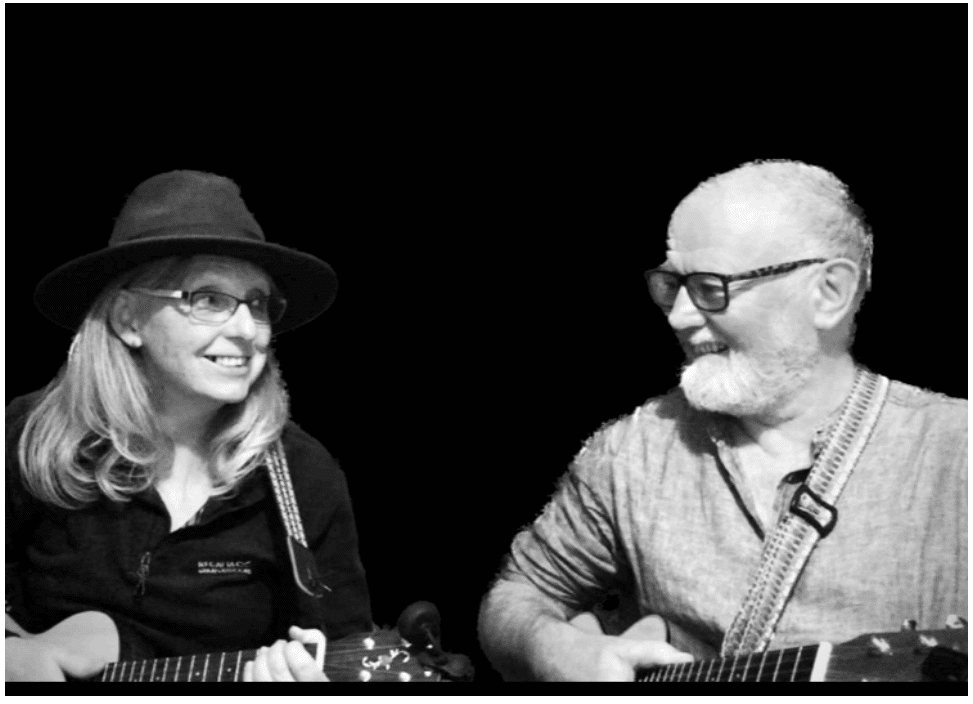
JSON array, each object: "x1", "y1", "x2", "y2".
[{"x1": 128, "y1": 288, "x2": 287, "y2": 325}]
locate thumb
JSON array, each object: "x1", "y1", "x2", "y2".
[{"x1": 616, "y1": 638, "x2": 694, "y2": 670}]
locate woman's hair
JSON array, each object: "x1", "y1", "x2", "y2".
[{"x1": 18, "y1": 256, "x2": 290, "y2": 508}]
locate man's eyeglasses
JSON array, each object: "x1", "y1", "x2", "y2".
[
  {"x1": 644, "y1": 258, "x2": 826, "y2": 313},
  {"x1": 128, "y1": 288, "x2": 288, "y2": 325}
]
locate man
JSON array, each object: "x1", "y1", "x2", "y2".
[{"x1": 477, "y1": 160, "x2": 967, "y2": 682}]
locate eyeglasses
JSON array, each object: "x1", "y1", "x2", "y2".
[
  {"x1": 644, "y1": 258, "x2": 827, "y2": 313},
  {"x1": 129, "y1": 288, "x2": 287, "y2": 325}
]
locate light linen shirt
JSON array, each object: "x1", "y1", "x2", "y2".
[{"x1": 502, "y1": 377, "x2": 967, "y2": 654}]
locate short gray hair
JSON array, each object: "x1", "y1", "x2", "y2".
[{"x1": 682, "y1": 159, "x2": 873, "y2": 294}]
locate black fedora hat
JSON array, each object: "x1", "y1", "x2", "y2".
[{"x1": 34, "y1": 170, "x2": 338, "y2": 334}]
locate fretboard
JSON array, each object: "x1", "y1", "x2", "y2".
[
  {"x1": 638, "y1": 642, "x2": 831, "y2": 682},
  {"x1": 100, "y1": 644, "x2": 317, "y2": 682}
]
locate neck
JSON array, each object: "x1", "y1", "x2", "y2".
[
  {"x1": 155, "y1": 396, "x2": 223, "y2": 450},
  {"x1": 735, "y1": 353, "x2": 857, "y2": 459}
]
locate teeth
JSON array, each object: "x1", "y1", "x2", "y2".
[
  {"x1": 208, "y1": 356, "x2": 247, "y2": 367},
  {"x1": 694, "y1": 342, "x2": 728, "y2": 355}
]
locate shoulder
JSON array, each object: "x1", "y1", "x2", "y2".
[
  {"x1": 883, "y1": 378, "x2": 967, "y2": 436},
  {"x1": 278, "y1": 420, "x2": 348, "y2": 493},
  {"x1": 572, "y1": 387, "x2": 697, "y2": 479},
  {"x1": 6, "y1": 390, "x2": 47, "y2": 443}
]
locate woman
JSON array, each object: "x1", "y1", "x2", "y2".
[{"x1": 5, "y1": 171, "x2": 372, "y2": 682}]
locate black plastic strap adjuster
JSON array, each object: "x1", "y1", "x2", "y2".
[{"x1": 789, "y1": 484, "x2": 838, "y2": 538}]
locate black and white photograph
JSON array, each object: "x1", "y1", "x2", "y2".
[{"x1": 4, "y1": 5, "x2": 967, "y2": 693}]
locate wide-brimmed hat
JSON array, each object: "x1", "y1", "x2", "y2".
[{"x1": 33, "y1": 170, "x2": 338, "y2": 334}]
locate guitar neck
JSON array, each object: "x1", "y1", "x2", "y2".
[
  {"x1": 100, "y1": 645, "x2": 312, "y2": 682},
  {"x1": 638, "y1": 642, "x2": 832, "y2": 683}
]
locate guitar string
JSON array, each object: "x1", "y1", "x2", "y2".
[
  {"x1": 101, "y1": 641, "x2": 432, "y2": 681},
  {"x1": 641, "y1": 644, "x2": 819, "y2": 682}
]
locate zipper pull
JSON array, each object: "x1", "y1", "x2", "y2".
[{"x1": 134, "y1": 551, "x2": 152, "y2": 598}]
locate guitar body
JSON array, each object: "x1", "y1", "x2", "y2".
[{"x1": 10, "y1": 612, "x2": 444, "y2": 682}]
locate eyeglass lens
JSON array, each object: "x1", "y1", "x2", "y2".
[
  {"x1": 647, "y1": 272, "x2": 727, "y2": 312},
  {"x1": 190, "y1": 292, "x2": 284, "y2": 324}
]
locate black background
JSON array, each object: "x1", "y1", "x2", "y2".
[{"x1": 5, "y1": 8, "x2": 967, "y2": 685}]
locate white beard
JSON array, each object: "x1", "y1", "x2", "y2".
[{"x1": 679, "y1": 329, "x2": 820, "y2": 417}]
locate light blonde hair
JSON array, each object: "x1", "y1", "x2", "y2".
[{"x1": 18, "y1": 257, "x2": 290, "y2": 508}]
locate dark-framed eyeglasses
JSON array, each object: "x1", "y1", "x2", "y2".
[
  {"x1": 644, "y1": 258, "x2": 827, "y2": 313},
  {"x1": 128, "y1": 288, "x2": 288, "y2": 325}
]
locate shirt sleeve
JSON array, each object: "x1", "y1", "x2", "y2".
[{"x1": 501, "y1": 428, "x2": 631, "y2": 613}]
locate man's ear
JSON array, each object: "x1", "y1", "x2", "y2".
[
  {"x1": 109, "y1": 291, "x2": 143, "y2": 349},
  {"x1": 812, "y1": 258, "x2": 861, "y2": 331}
]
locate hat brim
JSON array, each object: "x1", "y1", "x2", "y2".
[{"x1": 33, "y1": 235, "x2": 338, "y2": 334}]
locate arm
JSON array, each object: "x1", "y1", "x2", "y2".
[{"x1": 478, "y1": 577, "x2": 690, "y2": 681}]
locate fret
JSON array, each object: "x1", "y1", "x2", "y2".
[
  {"x1": 233, "y1": 650, "x2": 243, "y2": 682},
  {"x1": 716, "y1": 652, "x2": 725, "y2": 681},
  {"x1": 772, "y1": 648, "x2": 783, "y2": 681},
  {"x1": 677, "y1": 661, "x2": 690, "y2": 681},
  {"x1": 175, "y1": 655, "x2": 183, "y2": 681},
  {"x1": 162, "y1": 656, "x2": 169, "y2": 681},
  {"x1": 743, "y1": 652, "x2": 754, "y2": 681},
  {"x1": 217, "y1": 652, "x2": 226, "y2": 682},
  {"x1": 139, "y1": 659, "x2": 147, "y2": 682},
  {"x1": 102, "y1": 662, "x2": 115, "y2": 682},
  {"x1": 790, "y1": 646, "x2": 802, "y2": 682},
  {"x1": 729, "y1": 653, "x2": 740, "y2": 681},
  {"x1": 150, "y1": 657, "x2": 157, "y2": 683},
  {"x1": 705, "y1": 658, "x2": 715, "y2": 682},
  {"x1": 756, "y1": 649, "x2": 768, "y2": 681},
  {"x1": 202, "y1": 653, "x2": 210, "y2": 682},
  {"x1": 188, "y1": 654, "x2": 196, "y2": 681}
]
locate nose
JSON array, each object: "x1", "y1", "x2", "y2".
[
  {"x1": 666, "y1": 285, "x2": 707, "y2": 332},
  {"x1": 221, "y1": 301, "x2": 260, "y2": 340}
]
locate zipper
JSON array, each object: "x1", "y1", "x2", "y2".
[{"x1": 134, "y1": 551, "x2": 152, "y2": 598}]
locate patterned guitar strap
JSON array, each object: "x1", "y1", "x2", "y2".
[
  {"x1": 264, "y1": 440, "x2": 332, "y2": 599},
  {"x1": 721, "y1": 368, "x2": 890, "y2": 656}
]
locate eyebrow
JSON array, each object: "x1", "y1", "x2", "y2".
[{"x1": 191, "y1": 282, "x2": 271, "y2": 298}]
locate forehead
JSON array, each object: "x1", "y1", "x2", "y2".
[
  {"x1": 179, "y1": 256, "x2": 272, "y2": 290},
  {"x1": 666, "y1": 186, "x2": 801, "y2": 272}
]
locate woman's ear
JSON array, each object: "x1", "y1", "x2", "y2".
[
  {"x1": 109, "y1": 291, "x2": 143, "y2": 349},
  {"x1": 812, "y1": 258, "x2": 861, "y2": 331}
]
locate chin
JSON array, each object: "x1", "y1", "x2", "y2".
[{"x1": 680, "y1": 349, "x2": 817, "y2": 417}]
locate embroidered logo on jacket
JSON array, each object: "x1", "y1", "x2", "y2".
[{"x1": 197, "y1": 560, "x2": 253, "y2": 576}]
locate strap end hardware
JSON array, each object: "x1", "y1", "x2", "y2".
[{"x1": 789, "y1": 484, "x2": 838, "y2": 538}]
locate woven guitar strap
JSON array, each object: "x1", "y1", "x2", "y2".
[
  {"x1": 265, "y1": 439, "x2": 331, "y2": 598},
  {"x1": 720, "y1": 368, "x2": 890, "y2": 656}
]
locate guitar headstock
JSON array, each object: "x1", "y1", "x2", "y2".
[
  {"x1": 326, "y1": 629, "x2": 443, "y2": 682},
  {"x1": 827, "y1": 622, "x2": 967, "y2": 682}
]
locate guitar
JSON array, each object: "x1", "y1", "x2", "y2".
[
  {"x1": 637, "y1": 626, "x2": 967, "y2": 682},
  {"x1": 8, "y1": 610, "x2": 459, "y2": 682},
  {"x1": 570, "y1": 613, "x2": 967, "y2": 682}
]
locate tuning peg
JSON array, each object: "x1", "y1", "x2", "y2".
[
  {"x1": 395, "y1": 601, "x2": 475, "y2": 682},
  {"x1": 946, "y1": 615, "x2": 968, "y2": 630},
  {"x1": 397, "y1": 601, "x2": 443, "y2": 651}
]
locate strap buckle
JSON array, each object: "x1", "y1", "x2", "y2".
[{"x1": 789, "y1": 484, "x2": 838, "y2": 538}]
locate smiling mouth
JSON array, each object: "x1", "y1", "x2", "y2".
[
  {"x1": 204, "y1": 355, "x2": 250, "y2": 368},
  {"x1": 689, "y1": 342, "x2": 730, "y2": 358}
]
